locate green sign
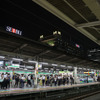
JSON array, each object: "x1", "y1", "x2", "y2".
[
  {"x1": 38, "y1": 72, "x2": 52, "y2": 75},
  {"x1": 59, "y1": 71, "x2": 70, "y2": 73},
  {"x1": 0, "y1": 70, "x2": 33, "y2": 74}
]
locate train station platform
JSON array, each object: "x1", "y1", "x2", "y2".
[{"x1": 0, "y1": 82, "x2": 100, "y2": 100}]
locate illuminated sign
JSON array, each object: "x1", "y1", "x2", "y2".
[
  {"x1": 75, "y1": 44, "x2": 80, "y2": 48},
  {"x1": 6, "y1": 26, "x2": 22, "y2": 35}
]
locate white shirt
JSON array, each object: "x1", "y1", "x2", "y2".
[
  {"x1": 28, "y1": 76, "x2": 31, "y2": 80},
  {"x1": 42, "y1": 76, "x2": 45, "y2": 80},
  {"x1": 4, "y1": 74, "x2": 7, "y2": 78},
  {"x1": 22, "y1": 76, "x2": 25, "y2": 80}
]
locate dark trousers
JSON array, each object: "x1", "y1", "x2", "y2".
[
  {"x1": 58, "y1": 79, "x2": 60, "y2": 86},
  {"x1": 42, "y1": 80, "x2": 45, "y2": 86},
  {"x1": 54, "y1": 81, "x2": 57, "y2": 86}
]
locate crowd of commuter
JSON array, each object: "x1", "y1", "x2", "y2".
[
  {"x1": 39, "y1": 74, "x2": 74, "y2": 86},
  {"x1": 0, "y1": 72, "x2": 34, "y2": 89},
  {"x1": 0, "y1": 72, "x2": 100, "y2": 90}
]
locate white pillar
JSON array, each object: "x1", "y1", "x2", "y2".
[
  {"x1": 74, "y1": 67, "x2": 77, "y2": 84},
  {"x1": 34, "y1": 61, "x2": 38, "y2": 88}
]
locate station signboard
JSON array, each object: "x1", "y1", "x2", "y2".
[{"x1": 6, "y1": 26, "x2": 22, "y2": 35}]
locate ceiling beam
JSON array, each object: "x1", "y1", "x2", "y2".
[
  {"x1": 77, "y1": 60, "x2": 86, "y2": 64},
  {"x1": 33, "y1": 50, "x2": 51, "y2": 58},
  {"x1": 32, "y1": 0, "x2": 100, "y2": 45},
  {"x1": 75, "y1": 21, "x2": 100, "y2": 28},
  {"x1": 13, "y1": 44, "x2": 28, "y2": 52},
  {"x1": 52, "y1": 54, "x2": 66, "y2": 60},
  {"x1": 67, "y1": 58, "x2": 78, "y2": 63},
  {"x1": 83, "y1": 0, "x2": 100, "y2": 20}
]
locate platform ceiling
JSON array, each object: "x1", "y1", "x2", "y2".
[
  {"x1": 0, "y1": 29, "x2": 100, "y2": 69},
  {"x1": 33, "y1": 0, "x2": 100, "y2": 46}
]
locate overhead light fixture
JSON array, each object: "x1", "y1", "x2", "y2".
[
  {"x1": 26, "y1": 66, "x2": 34, "y2": 69},
  {"x1": 79, "y1": 67, "x2": 82, "y2": 69},
  {"x1": 0, "y1": 56, "x2": 5, "y2": 59},
  {"x1": 40, "y1": 62, "x2": 48, "y2": 65},
  {"x1": 12, "y1": 58, "x2": 23, "y2": 61},
  {"x1": 60, "y1": 65, "x2": 66, "y2": 67},
  {"x1": 52, "y1": 64, "x2": 58, "y2": 66},
  {"x1": 44, "y1": 68, "x2": 48, "y2": 69},
  {"x1": 28, "y1": 60, "x2": 37, "y2": 63},
  {"x1": 51, "y1": 68, "x2": 54, "y2": 70},
  {"x1": 40, "y1": 35, "x2": 44, "y2": 39},
  {"x1": 97, "y1": 49, "x2": 100, "y2": 51},
  {"x1": 67, "y1": 66, "x2": 72, "y2": 68},
  {"x1": 94, "y1": 59, "x2": 99, "y2": 61},
  {"x1": 24, "y1": 68, "x2": 27, "y2": 70}
]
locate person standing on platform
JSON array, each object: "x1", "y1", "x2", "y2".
[
  {"x1": 7, "y1": 73, "x2": 11, "y2": 89},
  {"x1": 54, "y1": 75, "x2": 57, "y2": 86},
  {"x1": 50, "y1": 75, "x2": 54, "y2": 86},
  {"x1": 15, "y1": 74, "x2": 19, "y2": 88},
  {"x1": 66, "y1": 76, "x2": 69, "y2": 85},
  {"x1": 86, "y1": 76, "x2": 89, "y2": 83},
  {"x1": 0, "y1": 73, "x2": 4, "y2": 89},
  {"x1": 58, "y1": 75, "x2": 61, "y2": 86},
  {"x1": 70, "y1": 75, "x2": 74, "y2": 85},
  {"x1": 45, "y1": 75, "x2": 47, "y2": 86},
  {"x1": 47, "y1": 75, "x2": 49, "y2": 86},
  {"x1": 63, "y1": 75, "x2": 66, "y2": 85},
  {"x1": 4, "y1": 72, "x2": 8, "y2": 89},
  {"x1": 12, "y1": 73, "x2": 16, "y2": 88},
  {"x1": 42, "y1": 75, "x2": 45, "y2": 86},
  {"x1": 31, "y1": 74, "x2": 34, "y2": 87},
  {"x1": 20, "y1": 74, "x2": 25, "y2": 88},
  {"x1": 27, "y1": 74, "x2": 31, "y2": 87}
]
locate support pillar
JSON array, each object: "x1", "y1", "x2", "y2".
[
  {"x1": 74, "y1": 67, "x2": 77, "y2": 84},
  {"x1": 34, "y1": 61, "x2": 38, "y2": 88}
]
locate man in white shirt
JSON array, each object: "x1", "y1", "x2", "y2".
[
  {"x1": 42, "y1": 75, "x2": 45, "y2": 86},
  {"x1": 27, "y1": 74, "x2": 31, "y2": 87}
]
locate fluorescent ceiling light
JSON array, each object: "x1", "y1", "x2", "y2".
[
  {"x1": 26, "y1": 66, "x2": 34, "y2": 69},
  {"x1": 52, "y1": 64, "x2": 58, "y2": 66},
  {"x1": 83, "y1": 68, "x2": 86, "y2": 70},
  {"x1": 60, "y1": 65, "x2": 66, "y2": 67},
  {"x1": 24, "y1": 69, "x2": 27, "y2": 70},
  {"x1": 28, "y1": 60, "x2": 37, "y2": 63},
  {"x1": 88, "y1": 54, "x2": 91, "y2": 56},
  {"x1": 94, "y1": 59, "x2": 99, "y2": 61},
  {"x1": 51, "y1": 68, "x2": 54, "y2": 70},
  {"x1": 0, "y1": 56, "x2": 5, "y2": 59},
  {"x1": 67, "y1": 66, "x2": 72, "y2": 68},
  {"x1": 40, "y1": 62, "x2": 48, "y2": 65},
  {"x1": 44, "y1": 68, "x2": 48, "y2": 69},
  {"x1": 12, "y1": 58, "x2": 23, "y2": 61}
]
